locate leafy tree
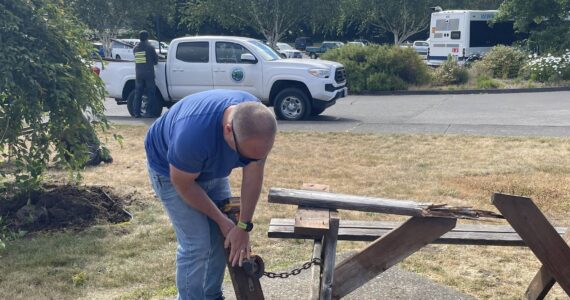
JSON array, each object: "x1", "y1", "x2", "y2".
[
  {"x1": 0, "y1": 0, "x2": 109, "y2": 191},
  {"x1": 182, "y1": 0, "x2": 340, "y2": 47},
  {"x1": 69, "y1": 0, "x2": 176, "y2": 52},
  {"x1": 339, "y1": 0, "x2": 504, "y2": 45},
  {"x1": 496, "y1": 0, "x2": 570, "y2": 53},
  {"x1": 339, "y1": 0, "x2": 433, "y2": 45}
]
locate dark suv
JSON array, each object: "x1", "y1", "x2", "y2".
[{"x1": 294, "y1": 37, "x2": 313, "y2": 51}]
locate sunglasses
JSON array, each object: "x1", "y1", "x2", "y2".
[{"x1": 231, "y1": 120, "x2": 262, "y2": 163}]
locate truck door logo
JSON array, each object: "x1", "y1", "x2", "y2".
[{"x1": 231, "y1": 67, "x2": 244, "y2": 82}]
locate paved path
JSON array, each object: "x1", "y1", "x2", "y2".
[
  {"x1": 166, "y1": 251, "x2": 476, "y2": 299},
  {"x1": 105, "y1": 91, "x2": 570, "y2": 137}
]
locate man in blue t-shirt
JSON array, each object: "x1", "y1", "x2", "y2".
[{"x1": 145, "y1": 89, "x2": 277, "y2": 300}]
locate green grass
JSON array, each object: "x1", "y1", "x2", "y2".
[{"x1": 1, "y1": 127, "x2": 570, "y2": 299}]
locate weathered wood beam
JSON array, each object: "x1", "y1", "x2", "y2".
[
  {"x1": 493, "y1": 193, "x2": 570, "y2": 296},
  {"x1": 225, "y1": 249, "x2": 265, "y2": 300},
  {"x1": 269, "y1": 188, "x2": 502, "y2": 219},
  {"x1": 295, "y1": 207, "x2": 330, "y2": 236},
  {"x1": 332, "y1": 217, "x2": 456, "y2": 299},
  {"x1": 268, "y1": 219, "x2": 568, "y2": 246},
  {"x1": 320, "y1": 211, "x2": 339, "y2": 300},
  {"x1": 525, "y1": 230, "x2": 570, "y2": 300},
  {"x1": 310, "y1": 239, "x2": 323, "y2": 300}
]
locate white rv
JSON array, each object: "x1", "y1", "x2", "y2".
[{"x1": 427, "y1": 10, "x2": 521, "y2": 65}]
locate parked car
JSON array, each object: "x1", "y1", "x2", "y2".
[
  {"x1": 110, "y1": 38, "x2": 168, "y2": 60},
  {"x1": 91, "y1": 42, "x2": 105, "y2": 59},
  {"x1": 96, "y1": 36, "x2": 348, "y2": 121},
  {"x1": 294, "y1": 37, "x2": 313, "y2": 51},
  {"x1": 347, "y1": 41, "x2": 366, "y2": 46},
  {"x1": 413, "y1": 40, "x2": 429, "y2": 58},
  {"x1": 399, "y1": 41, "x2": 413, "y2": 48},
  {"x1": 275, "y1": 43, "x2": 303, "y2": 58},
  {"x1": 306, "y1": 41, "x2": 344, "y2": 59}
]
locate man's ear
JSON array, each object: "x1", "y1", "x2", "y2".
[{"x1": 223, "y1": 123, "x2": 232, "y2": 135}]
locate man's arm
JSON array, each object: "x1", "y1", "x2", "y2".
[
  {"x1": 169, "y1": 164, "x2": 235, "y2": 236},
  {"x1": 150, "y1": 45, "x2": 159, "y2": 65},
  {"x1": 225, "y1": 159, "x2": 266, "y2": 266},
  {"x1": 239, "y1": 159, "x2": 265, "y2": 223}
]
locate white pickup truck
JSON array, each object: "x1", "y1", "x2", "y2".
[{"x1": 97, "y1": 36, "x2": 347, "y2": 120}]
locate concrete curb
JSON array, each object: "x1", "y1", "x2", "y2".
[{"x1": 359, "y1": 86, "x2": 570, "y2": 96}]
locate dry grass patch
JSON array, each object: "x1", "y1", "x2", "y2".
[{"x1": 1, "y1": 126, "x2": 569, "y2": 299}]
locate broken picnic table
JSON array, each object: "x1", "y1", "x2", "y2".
[{"x1": 267, "y1": 187, "x2": 569, "y2": 300}]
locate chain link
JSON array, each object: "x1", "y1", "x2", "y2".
[{"x1": 263, "y1": 258, "x2": 322, "y2": 279}]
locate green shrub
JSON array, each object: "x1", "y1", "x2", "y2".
[
  {"x1": 321, "y1": 44, "x2": 430, "y2": 92},
  {"x1": 476, "y1": 75, "x2": 502, "y2": 89},
  {"x1": 432, "y1": 56, "x2": 469, "y2": 85},
  {"x1": 478, "y1": 45, "x2": 527, "y2": 79}
]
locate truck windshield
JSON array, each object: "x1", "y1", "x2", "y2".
[{"x1": 248, "y1": 40, "x2": 281, "y2": 61}]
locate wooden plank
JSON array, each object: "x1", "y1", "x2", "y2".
[
  {"x1": 332, "y1": 217, "x2": 456, "y2": 299},
  {"x1": 270, "y1": 187, "x2": 430, "y2": 217},
  {"x1": 525, "y1": 230, "x2": 570, "y2": 300},
  {"x1": 269, "y1": 188, "x2": 502, "y2": 219},
  {"x1": 525, "y1": 266, "x2": 556, "y2": 300},
  {"x1": 310, "y1": 239, "x2": 323, "y2": 300},
  {"x1": 271, "y1": 219, "x2": 567, "y2": 235},
  {"x1": 320, "y1": 211, "x2": 339, "y2": 300},
  {"x1": 295, "y1": 207, "x2": 330, "y2": 236},
  {"x1": 492, "y1": 193, "x2": 570, "y2": 296},
  {"x1": 225, "y1": 249, "x2": 265, "y2": 300},
  {"x1": 268, "y1": 219, "x2": 568, "y2": 246}
]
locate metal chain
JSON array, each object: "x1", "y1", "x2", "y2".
[{"x1": 263, "y1": 258, "x2": 322, "y2": 279}]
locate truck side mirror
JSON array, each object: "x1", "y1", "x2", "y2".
[{"x1": 241, "y1": 53, "x2": 257, "y2": 63}]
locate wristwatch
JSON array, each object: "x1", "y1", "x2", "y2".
[{"x1": 237, "y1": 220, "x2": 254, "y2": 232}]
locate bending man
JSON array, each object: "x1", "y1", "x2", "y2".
[{"x1": 145, "y1": 89, "x2": 277, "y2": 300}]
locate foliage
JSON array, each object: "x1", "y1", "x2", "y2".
[
  {"x1": 69, "y1": 0, "x2": 175, "y2": 53},
  {"x1": 476, "y1": 75, "x2": 503, "y2": 89},
  {"x1": 478, "y1": 45, "x2": 528, "y2": 79},
  {"x1": 496, "y1": 0, "x2": 570, "y2": 54},
  {"x1": 0, "y1": 216, "x2": 26, "y2": 250},
  {"x1": 321, "y1": 45, "x2": 430, "y2": 92},
  {"x1": 0, "y1": 0, "x2": 108, "y2": 191},
  {"x1": 432, "y1": 56, "x2": 469, "y2": 85},
  {"x1": 523, "y1": 51, "x2": 570, "y2": 82},
  {"x1": 182, "y1": 0, "x2": 340, "y2": 47},
  {"x1": 336, "y1": 0, "x2": 503, "y2": 45},
  {"x1": 339, "y1": 0, "x2": 432, "y2": 45}
]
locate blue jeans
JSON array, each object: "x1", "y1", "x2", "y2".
[{"x1": 148, "y1": 166, "x2": 231, "y2": 300}]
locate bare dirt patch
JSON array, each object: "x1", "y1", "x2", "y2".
[{"x1": 0, "y1": 184, "x2": 131, "y2": 232}]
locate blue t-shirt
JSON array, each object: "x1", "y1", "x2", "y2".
[{"x1": 145, "y1": 89, "x2": 260, "y2": 180}]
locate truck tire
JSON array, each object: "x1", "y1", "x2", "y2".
[
  {"x1": 274, "y1": 88, "x2": 311, "y2": 121},
  {"x1": 310, "y1": 53, "x2": 317, "y2": 59},
  {"x1": 115, "y1": 55, "x2": 121, "y2": 60},
  {"x1": 126, "y1": 90, "x2": 163, "y2": 118}
]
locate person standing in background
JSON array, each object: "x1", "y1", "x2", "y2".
[{"x1": 133, "y1": 30, "x2": 159, "y2": 118}]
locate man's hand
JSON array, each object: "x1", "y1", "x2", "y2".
[{"x1": 224, "y1": 227, "x2": 250, "y2": 267}]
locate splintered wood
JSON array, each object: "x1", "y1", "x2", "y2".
[{"x1": 269, "y1": 188, "x2": 503, "y2": 220}]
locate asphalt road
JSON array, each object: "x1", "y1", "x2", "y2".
[{"x1": 105, "y1": 91, "x2": 570, "y2": 137}]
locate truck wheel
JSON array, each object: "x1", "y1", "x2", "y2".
[
  {"x1": 274, "y1": 88, "x2": 311, "y2": 121},
  {"x1": 115, "y1": 55, "x2": 121, "y2": 60},
  {"x1": 310, "y1": 107, "x2": 326, "y2": 116},
  {"x1": 127, "y1": 90, "x2": 164, "y2": 118},
  {"x1": 310, "y1": 53, "x2": 317, "y2": 59}
]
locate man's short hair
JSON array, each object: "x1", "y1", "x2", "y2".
[
  {"x1": 139, "y1": 31, "x2": 149, "y2": 42},
  {"x1": 232, "y1": 102, "x2": 277, "y2": 141}
]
